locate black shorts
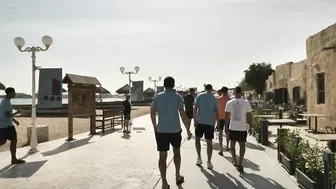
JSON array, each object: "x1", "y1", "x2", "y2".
[
  {"x1": 219, "y1": 119, "x2": 230, "y2": 131},
  {"x1": 186, "y1": 110, "x2": 193, "y2": 119},
  {"x1": 229, "y1": 130, "x2": 247, "y2": 142},
  {"x1": 0, "y1": 126, "x2": 17, "y2": 141},
  {"x1": 195, "y1": 124, "x2": 214, "y2": 140},
  {"x1": 123, "y1": 112, "x2": 131, "y2": 120},
  {"x1": 155, "y1": 132, "x2": 182, "y2": 151}
]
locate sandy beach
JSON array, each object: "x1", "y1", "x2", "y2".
[{"x1": 0, "y1": 106, "x2": 150, "y2": 152}]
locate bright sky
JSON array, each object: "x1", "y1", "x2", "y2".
[{"x1": 0, "y1": 0, "x2": 335, "y2": 94}]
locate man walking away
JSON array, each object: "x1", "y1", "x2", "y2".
[
  {"x1": 183, "y1": 88, "x2": 195, "y2": 128},
  {"x1": 122, "y1": 95, "x2": 131, "y2": 133},
  {"x1": 0, "y1": 87, "x2": 25, "y2": 164},
  {"x1": 193, "y1": 84, "x2": 219, "y2": 169},
  {"x1": 150, "y1": 76, "x2": 192, "y2": 189},
  {"x1": 217, "y1": 86, "x2": 231, "y2": 156},
  {"x1": 225, "y1": 86, "x2": 252, "y2": 172}
]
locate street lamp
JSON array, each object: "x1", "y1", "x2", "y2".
[
  {"x1": 148, "y1": 76, "x2": 162, "y2": 93},
  {"x1": 14, "y1": 35, "x2": 53, "y2": 153},
  {"x1": 120, "y1": 66, "x2": 140, "y2": 102}
]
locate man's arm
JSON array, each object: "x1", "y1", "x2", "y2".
[
  {"x1": 150, "y1": 98, "x2": 158, "y2": 132},
  {"x1": 5, "y1": 111, "x2": 19, "y2": 118},
  {"x1": 215, "y1": 102, "x2": 220, "y2": 126},
  {"x1": 246, "y1": 101, "x2": 253, "y2": 134},
  {"x1": 224, "y1": 102, "x2": 232, "y2": 128},
  {"x1": 179, "y1": 108, "x2": 190, "y2": 131},
  {"x1": 193, "y1": 95, "x2": 200, "y2": 122},
  {"x1": 193, "y1": 104, "x2": 198, "y2": 122}
]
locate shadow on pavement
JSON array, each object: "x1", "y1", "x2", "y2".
[
  {"x1": 239, "y1": 172, "x2": 287, "y2": 189},
  {"x1": 223, "y1": 155, "x2": 260, "y2": 171},
  {"x1": 0, "y1": 160, "x2": 47, "y2": 178},
  {"x1": 41, "y1": 135, "x2": 94, "y2": 156},
  {"x1": 246, "y1": 141, "x2": 265, "y2": 151},
  {"x1": 132, "y1": 127, "x2": 146, "y2": 131},
  {"x1": 98, "y1": 128, "x2": 123, "y2": 136},
  {"x1": 122, "y1": 133, "x2": 131, "y2": 139},
  {"x1": 199, "y1": 165, "x2": 245, "y2": 189}
]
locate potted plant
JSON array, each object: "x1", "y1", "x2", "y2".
[
  {"x1": 330, "y1": 154, "x2": 336, "y2": 186},
  {"x1": 295, "y1": 141, "x2": 324, "y2": 189},
  {"x1": 280, "y1": 130, "x2": 299, "y2": 175},
  {"x1": 252, "y1": 112, "x2": 261, "y2": 143}
]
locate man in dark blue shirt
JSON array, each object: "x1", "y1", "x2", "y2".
[
  {"x1": 0, "y1": 87, "x2": 25, "y2": 164},
  {"x1": 122, "y1": 95, "x2": 131, "y2": 133}
]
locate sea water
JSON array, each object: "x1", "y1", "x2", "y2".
[{"x1": 0, "y1": 97, "x2": 123, "y2": 105}]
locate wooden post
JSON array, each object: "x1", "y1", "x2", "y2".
[
  {"x1": 67, "y1": 115, "x2": 74, "y2": 141},
  {"x1": 67, "y1": 83, "x2": 75, "y2": 141}
]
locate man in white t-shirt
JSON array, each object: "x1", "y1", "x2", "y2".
[{"x1": 225, "y1": 86, "x2": 252, "y2": 172}]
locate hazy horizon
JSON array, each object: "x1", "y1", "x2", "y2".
[{"x1": 1, "y1": 0, "x2": 335, "y2": 94}]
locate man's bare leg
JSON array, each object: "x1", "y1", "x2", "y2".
[
  {"x1": 218, "y1": 130, "x2": 224, "y2": 155},
  {"x1": 195, "y1": 137, "x2": 203, "y2": 165},
  {"x1": 124, "y1": 120, "x2": 129, "y2": 132},
  {"x1": 195, "y1": 137, "x2": 201, "y2": 159},
  {"x1": 159, "y1": 151, "x2": 169, "y2": 188},
  {"x1": 230, "y1": 140, "x2": 237, "y2": 166},
  {"x1": 206, "y1": 139, "x2": 213, "y2": 169},
  {"x1": 238, "y1": 141, "x2": 246, "y2": 166},
  {"x1": 225, "y1": 129, "x2": 230, "y2": 151},
  {"x1": 173, "y1": 148, "x2": 184, "y2": 183}
]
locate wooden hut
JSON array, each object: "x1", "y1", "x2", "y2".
[
  {"x1": 144, "y1": 88, "x2": 155, "y2": 99},
  {"x1": 116, "y1": 84, "x2": 130, "y2": 95}
]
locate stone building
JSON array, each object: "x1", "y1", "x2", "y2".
[
  {"x1": 266, "y1": 23, "x2": 336, "y2": 130},
  {"x1": 306, "y1": 23, "x2": 336, "y2": 130}
]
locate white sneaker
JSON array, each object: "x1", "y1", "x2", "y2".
[
  {"x1": 196, "y1": 158, "x2": 202, "y2": 165},
  {"x1": 207, "y1": 162, "x2": 213, "y2": 169}
]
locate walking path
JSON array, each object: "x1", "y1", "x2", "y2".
[{"x1": 0, "y1": 115, "x2": 299, "y2": 189}]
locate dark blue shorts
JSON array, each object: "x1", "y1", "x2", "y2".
[
  {"x1": 124, "y1": 112, "x2": 131, "y2": 120},
  {"x1": 0, "y1": 126, "x2": 17, "y2": 141}
]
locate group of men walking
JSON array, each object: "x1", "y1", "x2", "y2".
[{"x1": 150, "y1": 77, "x2": 253, "y2": 189}]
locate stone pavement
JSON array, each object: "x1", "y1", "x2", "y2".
[{"x1": 0, "y1": 115, "x2": 299, "y2": 189}]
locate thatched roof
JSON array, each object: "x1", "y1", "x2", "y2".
[
  {"x1": 144, "y1": 88, "x2": 155, "y2": 94},
  {"x1": 116, "y1": 84, "x2": 130, "y2": 94},
  {"x1": 96, "y1": 86, "x2": 110, "y2": 94},
  {"x1": 62, "y1": 73, "x2": 101, "y2": 85},
  {"x1": 0, "y1": 82, "x2": 5, "y2": 90}
]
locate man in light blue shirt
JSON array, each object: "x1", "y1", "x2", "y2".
[
  {"x1": 0, "y1": 87, "x2": 25, "y2": 164},
  {"x1": 150, "y1": 76, "x2": 191, "y2": 189},
  {"x1": 193, "y1": 84, "x2": 219, "y2": 169}
]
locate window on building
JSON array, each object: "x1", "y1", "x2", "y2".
[
  {"x1": 316, "y1": 73, "x2": 325, "y2": 104},
  {"x1": 293, "y1": 86, "x2": 301, "y2": 104}
]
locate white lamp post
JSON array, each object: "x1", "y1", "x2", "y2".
[
  {"x1": 14, "y1": 35, "x2": 53, "y2": 153},
  {"x1": 148, "y1": 76, "x2": 162, "y2": 93},
  {"x1": 120, "y1": 66, "x2": 140, "y2": 103}
]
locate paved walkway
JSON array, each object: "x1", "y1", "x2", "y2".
[{"x1": 0, "y1": 115, "x2": 299, "y2": 189}]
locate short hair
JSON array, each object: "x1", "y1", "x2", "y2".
[
  {"x1": 221, "y1": 86, "x2": 228, "y2": 93},
  {"x1": 205, "y1": 84, "x2": 213, "y2": 91},
  {"x1": 189, "y1": 88, "x2": 195, "y2": 92},
  {"x1": 163, "y1": 76, "x2": 175, "y2": 88},
  {"x1": 5, "y1": 87, "x2": 15, "y2": 94},
  {"x1": 217, "y1": 89, "x2": 222, "y2": 93},
  {"x1": 235, "y1": 86, "x2": 242, "y2": 94}
]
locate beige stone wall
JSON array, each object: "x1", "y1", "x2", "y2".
[
  {"x1": 275, "y1": 62, "x2": 293, "y2": 89},
  {"x1": 306, "y1": 23, "x2": 336, "y2": 131},
  {"x1": 265, "y1": 73, "x2": 275, "y2": 92},
  {"x1": 288, "y1": 60, "x2": 307, "y2": 104}
]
